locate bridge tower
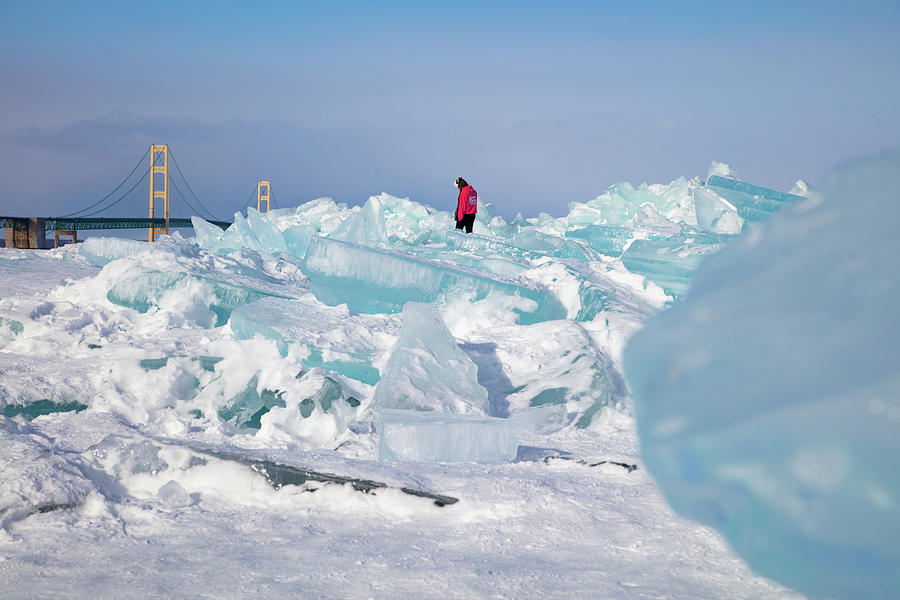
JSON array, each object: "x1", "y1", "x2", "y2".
[
  {"x1": 257, "y1": 180, "x2": 271, "y2": 213},
  {"x1": 149, "y1": 144, "x2": 169, "y2": 242}
]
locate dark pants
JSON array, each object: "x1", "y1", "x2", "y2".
[{"x1": 455, "y1": 213, "x2": 475, "y2": 234}]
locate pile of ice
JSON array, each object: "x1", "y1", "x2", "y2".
[
  {"x1": 0, "y1": 163, "x2": 807, "y2": 467},
  {"x1": 624, "y1": 153, "x2": 900, "y2": 600}
]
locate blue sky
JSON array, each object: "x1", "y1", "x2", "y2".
[{"x1": 1, "y1": 1, "x2": 899, "y2": 221}]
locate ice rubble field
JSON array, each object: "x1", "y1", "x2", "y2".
[{"x1": 0, "y1": 157, "x2": 887, "y2": 599}]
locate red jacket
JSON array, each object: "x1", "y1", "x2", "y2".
[{"x1": 456, "y1": 185, "x2": 478, "y2": 221}]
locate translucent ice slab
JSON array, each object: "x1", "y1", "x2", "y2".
[
  {"x1": 378, "y1": 409, "x2": 518, "y2": 463},
  {"x1": 621, "y1": 234, "x2": 732, "y2": 298},
  {"x1": 566, "y1": 224, "x2": 635, "y2": 257},
  {"x1": 300, "y1": 236, "x2": 566, "y2": 324},
  {"x1": 692, "y1": 187, "x2": 741, "y2": 232},
  {"x1": 80, "y1": 237, "x2": 148, "y2": 267},
  {"x1": 192, "y1": 209, "x2": 288, "y2": 256},
  {"x1": 706, "y1": 175, "x2": 806, "y2": 223},
  {"x1": 107, "y1": 271, "x2": 282, "y2": 326}
]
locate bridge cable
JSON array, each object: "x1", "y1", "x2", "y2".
[
  {"x1": 60, "y1": 145, "x2": 151, "y2": 218},
  {"x1": 78, "y1": 164, "x2": 153, "y2": 218},
  {"x1": 166, "y1": 174, "x2": 208, "y2": 222},
  {"x1": 166, "y1": 149, "x2": 220, "y2": 221},
  {"x1": 245, "y1": 185, "x2": 258, "y2": 209},
  {"x1": 270, "y1": 185, "x2": 279, "y2": 209}
]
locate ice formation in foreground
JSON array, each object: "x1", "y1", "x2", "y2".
[{"x1": 624, "y1": 153, "x2": 900, "y2": 600}]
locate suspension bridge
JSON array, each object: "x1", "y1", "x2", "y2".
[{"x1": 1, "y1": 144, "x2": 279, "y2": 249}]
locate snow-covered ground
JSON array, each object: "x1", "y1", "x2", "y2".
[{"x1": 0, "y1": 171, "x2": 805, "y2": 598}]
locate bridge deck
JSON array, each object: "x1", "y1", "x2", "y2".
[{"x1": 2, "y1": 217, "x2": 231, "y2": 231}]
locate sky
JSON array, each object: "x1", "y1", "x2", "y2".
[{"x1": 1, "y1": 0, "x2": 899, "y2": 224}]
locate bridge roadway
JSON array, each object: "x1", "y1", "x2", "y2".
[{"x1": 1, "y1": 217, "x2": 232, "y2": 248}]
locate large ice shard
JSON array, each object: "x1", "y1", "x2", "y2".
[
  {"x1": 229, "y1": 296, "x2": 392, "y2": 382},
  {"x1": 80, "y1": 237, "x2": 148, "y2": 267},
  {"x1": 328, "y1": 193, "x2": 450, "y2": 248},
  {"x1": 300, "y1": 236, "x2": 567, "y2": 324},
  {"x1": 378, "y1": 409, "x2": 518, "y2": 463},
  {"x1": 692, "y1": 187, "x2": 744, "y2": 234},
  {"x1": 565, "y1": 225, "x2": 635, "y2": 257},
  {"x1": 624, "y1": 153, "x2": 900, "y2": 600},
  {"x1": 706, "y1": 175, "x2": 806, "y2": 223},
  {"x1": 373, "y1": 303, "x2": 489, "y2": 414},
  {"x1": 107, "y1": 270, "x2": 283, "y2": 327},
  {"x1": 566, "y1": 178, "x2": 698, "y2": 228},
  {"x1": 191, "y1": 209, "x2": 288, "y2": 256},
  {"x1": 621, "y1": 233, "x2": 732, "y2": 298}
]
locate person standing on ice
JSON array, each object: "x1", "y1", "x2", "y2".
[{"x1": 454, "y1": 177, "x2": 478, "y2": 233}]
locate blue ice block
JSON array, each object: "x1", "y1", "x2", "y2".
[
  {"x1": 300, "y1": 236, "x2": 566, "y2": 324},
  {"x1": 706, "y1": 175, "x2": 806, "y2": 223},
  {"x1": 378, "y1": 409, "x2": 518, "y2": 463}
]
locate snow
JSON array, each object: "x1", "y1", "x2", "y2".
[
  {"x1": 0, "y1": 164, "x2": 809, "y2": 598},
  {"x1": 624, "y1": 153, "x2": 900, "y2": 600}
]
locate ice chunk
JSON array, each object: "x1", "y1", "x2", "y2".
[
  {"x1": 621, "y1": 234, "x2": 732, "y2": 298},
  {"x1": 374, "y1": 303, "x2": 489, "y2": 414},
  {"x1": 566, "y1": 182, "x2": 647, "y2": 226},
  {"x1": 226, "y1": 371, "x2": 359, "y2": 432},
  {"x1": 566, "y1": 178, "x2": 699, "y2": 228},
  {"x1": 282, "y1": 224, "x2": 314, "y2": 259},
  {"x1": 791, "y1": 179, "x2": 811, "y2": 196},
  {"x1": 711, "y1": 210, "x2": 744, "y2": 234},
  {"x1": 319, "y1": 192, "x2": 453, "y2": 248},
  {"x1": 443, "y1": 230, "x2": 542, "y2": 262},
  {"x1": 269, "y1": 197, "x2": 353, "y2": 238},
  {"x1": 191, "y1": 215, "x2": 230, "y2": 251},
  {"x1": 91, "y1": 435, "x2": 169, "y2": 477},
  {"x1": 378, "y1": 409, "x2": 518, "y2": 463},
  {"x1": 218, "y1": 374, "x2": 286, "y2": 431},
  {"x1": 649, "y1": 177, "x2": 698, "y2": 225},
  {"x1": 692, "y1": 187, "x2": 744, "y2": 234},
  {"x1": 624, "y1": 153, "x2": 900, "y2": 600},
  {"x1": 157, "y1": 479, "x2": 190, "y2": 508},
  {"x1": 192, "y1": 209, "x2": 287, "y2": 256},
  {"x1": 566, "y1": 224, "x2": 634, "y2": 257},
  {"x1": 0, "y1": 316, "x2": 24, "y2": 345},
  {"x1": 706, "y1": 175, "x2": 806, "y2": 223},
  {"x1": 80, "y1": 237, "x2": 148, "y2": 267},
  {"x1": 229, "y1": 296, "x2": 391, "y2": 381},
  {"x1": 460, "y1": 319, "x2": 623, "y2": 431},
  {"x1": 244, "y1": 207, "x2": 288, "y2": 255},
  {"x1": 509, "y1": 229, "x2": 588, "y2": 260},
  {"x1": 107, "y1": 270, "x2": 283, "y2": 327},
  {"x1": 255, "y1": 369, "x2": 363, "y2": 448},
  {"x1": 627, "y1": 204, "x2": 683, "y2": 236},
  {"x1": 330, "y1": 195, "x2": 389, "y2": 246},
  {"x1": 707, "y1": 160, "x2": 738, "y2": 179},
  {"x1": 300, "y1": 236, "x2": 566, "y2": 324}
]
